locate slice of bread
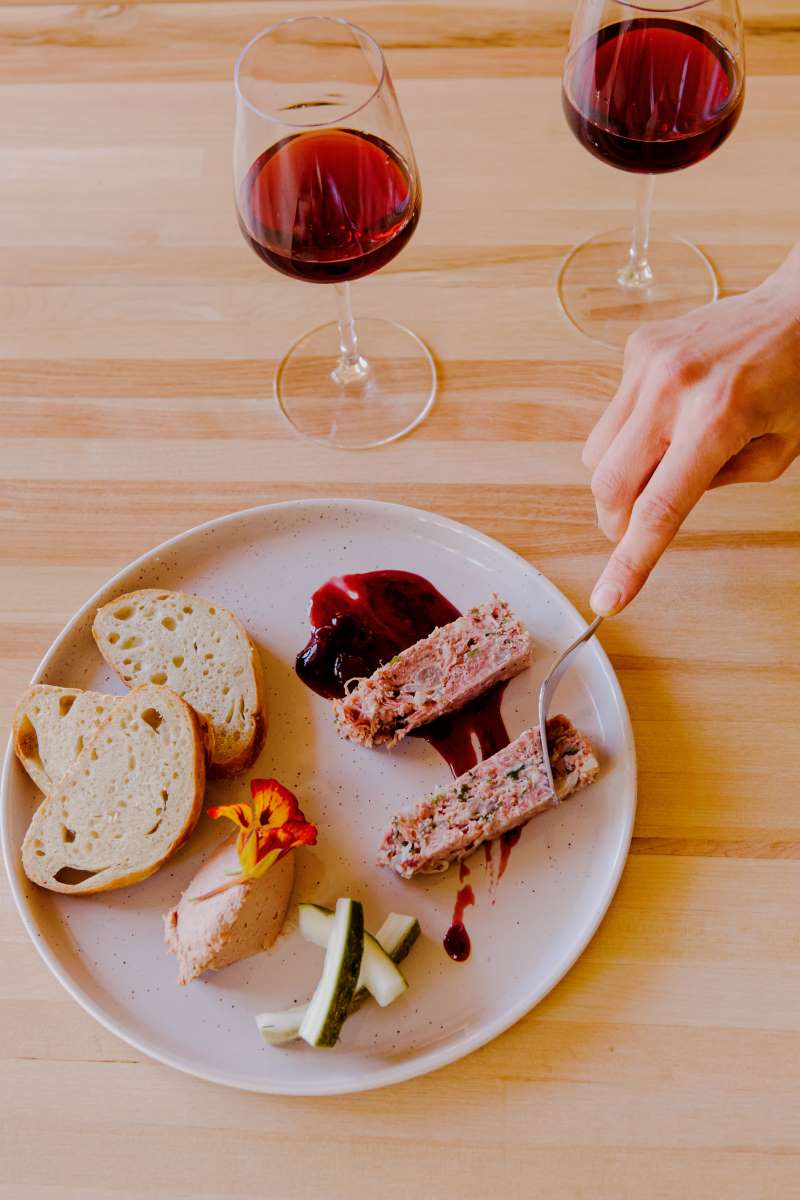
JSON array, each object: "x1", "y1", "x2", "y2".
[
  {"x1": 13, "y1": 685, "x2": 120, "y2": 796},
  {"x1": 92, "y1": 589, "x2": 266, "y2": 778},
  {"x1": 21, "y1": 684, "x2": 206, "y2": 895}
]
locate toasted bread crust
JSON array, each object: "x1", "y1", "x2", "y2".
[
  {"x1": 206, "y1": 639, "x2": 267, "y2": 778},
  {"x1": 13, "y1": 699, "x2": 45, "y2": 789}
]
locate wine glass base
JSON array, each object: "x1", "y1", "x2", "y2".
[
  {"x1": 274, "y1": 317, "x2": 437, "y2": 449},
  {"x1": 557, "y1": 228, "x2": 719, "y2": 349}
]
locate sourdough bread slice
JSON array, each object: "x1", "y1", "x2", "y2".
[
  {"x1": 92, "y1": 589, "x2": 266, "y2": 777},
  {"x1": 21, "y1": 684, "x2": 206, "y2": 895},
  {"x1": 13, "y1": 685, "x2": 120, "y2": 796}
]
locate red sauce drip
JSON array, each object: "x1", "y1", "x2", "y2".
[
  {"x1": 494, "y1": 825, "x2": 525, "y2": 883},
  {"x1": 497, "y1": 825, "x2": 524, "y2": 880},
  {"x1": 419, "y1": 681, "x2": 510, "y2": 777},
  {"x1": 443, "y1": 884, "x2": 475, "y2": 962},
  {"x1": 295, "y1": 570, "x2": 511, "y2": 776},
  {"x1": 483, "y1": 840, "x2": 496, "y2": 901},
  {"x1": 458, "y1": 859, "x2": 470, "y2": 883}
]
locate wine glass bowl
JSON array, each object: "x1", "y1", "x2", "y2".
[
  {"x1": 238, "y1": 129, "x2": 420, "y2": 284},
  {"x1": 558, "y1": 0, "x2": 745, "y2": 347},
  {"x1": 234, "y1": 18, "x2": 435, "y2": 448}
]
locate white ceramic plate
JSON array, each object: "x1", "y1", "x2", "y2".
[{"x1": 1, "y1": 499, "x2": 635, "y2": 1095}]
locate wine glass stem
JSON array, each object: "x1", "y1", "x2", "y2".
[
  {"x1": 618, "y1": 174, "x2": 655, "y2": 289},
  {"x1": 332, "y1": 282, "x2": 369, "y2": 385}
]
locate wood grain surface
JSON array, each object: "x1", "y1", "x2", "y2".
[{"x1": 1, "y1": 1, "x2": 799, "y2": 1196}]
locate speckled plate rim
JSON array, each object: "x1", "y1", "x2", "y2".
[{"x1": 1, "y1": 498, "x2": 636, "y2": 1095}]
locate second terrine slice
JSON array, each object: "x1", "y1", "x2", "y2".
[
  {"x1": 377, "y1": 715, "x2": 599, "y2": 878},
  {"x1": 333, "y1": 595, "x2": 533, "y2": 750}
]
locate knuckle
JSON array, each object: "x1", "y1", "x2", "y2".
[
  {"x1": 671, "y1": 353, "x2": 702, "y2": 387},
  {"x1": 634, "y1": 490, "x2": 683, "y2": 536},
  {"x1": 623, "y1": 329, "x2": 663, "y2": 375},
  {"x1": 694, "y1": 365, "x2": 751, "y2": 428},
  {"x1": 623, "y1": 328, "x2": 648, "y2": 366},
  {"x1": 607, "y1": 549, "x2": 648, "y2": 589},
  {"x1": 640, "y1": 355, "x2": 678, "y2": 401},
  {"x1": 591, "y1": 463, "x2": 628, "y2": 508},
  {"x1": 651, "y1": 345, "x2": 691, "y2": 385},
  {"x1": 703, "y1": 368, "x2": 738, "y2": 410},
  {"x1": 625, "y1": 325, "x2": 661, "y2": 360}
]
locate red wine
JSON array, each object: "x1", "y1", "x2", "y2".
[
  {"x1": 296, "y1": 570, "x2": 511, "y2": 777},
  {"x1": 239, "y1": 128, "x2": 419, "y2": 283},
  {"x1": 563, "y1": 18, "x2": 743, "y2": 173}
]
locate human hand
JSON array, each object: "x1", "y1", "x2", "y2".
[{"x1": 584, "y1": 246, "x2": 800, "y2": 616}]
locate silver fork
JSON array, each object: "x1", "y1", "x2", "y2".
[{"x1": 538, "y1": 614, "x2": 604, "y2": 804}]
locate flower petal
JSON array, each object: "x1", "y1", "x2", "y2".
[
  {"x1": 207, "y1": 802, "x2": 253, "y2": 831},
  {"x1": 238, "y1": 830, "x2": 259, "y2": 877},
  {"x1": 209, "y1": 779, "x2": 317, "y2": 881},
  {"x1": 250, "y1": 778, "x2": 301, "y2": 830}
]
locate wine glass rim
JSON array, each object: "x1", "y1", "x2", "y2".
[
  {"x1": 616, "y1": 0, "x2": 718, "y2": 10},
  {"x1": 234, "y1": 15, "x2": 387, "y2": 127}
]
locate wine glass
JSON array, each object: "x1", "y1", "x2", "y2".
[
  {"x1": 233, "y1": 17, "x2": 435, "y2": 449},
  {"x1": 559, "y1": 0, "x2": 745, "y2": 348}
]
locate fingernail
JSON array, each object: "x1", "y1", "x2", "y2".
[{"x1": 590, "y1": 582, "x2": 621, "y2": 616}]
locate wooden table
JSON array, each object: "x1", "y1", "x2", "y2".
[{"x1": 2, "y1": 1, "x2": 799, "y2": 1195}]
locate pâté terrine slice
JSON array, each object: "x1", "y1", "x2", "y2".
[
  {"x1": 378, "y1": 715, "x2": 598, "y2": 878},
  {"x1": 333, "y1": 595, "x2": 533, "y2": 749}
]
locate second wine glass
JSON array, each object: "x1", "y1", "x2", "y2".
[
  {"x1": 234, "y1": 17, "x2": 435, "y2": 448},
  {"x1": 559, "y1": 0, "x2": 745, "y2": 348}
]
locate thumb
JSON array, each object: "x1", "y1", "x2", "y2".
[{"x1": 710, "y1": 434, "x2": 797, "y2": 487}]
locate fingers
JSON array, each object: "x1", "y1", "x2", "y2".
[
  {"x1": 582, "y1": 326, "x2": 665, "y2": 471},
  {"x1": 589, "y1": 427, "x2": 738, "y2": 615},
  {"x1": 710, "y1": 434, "x2": 799, "y2": 488},
  {"x1": 590, "y1": 410, "x2": 670, "y2": 542},
  {"x1": 583, "y1": 331, "x2": 678, "y2": 540},
  {"x1": 582, "y1": 377, "x2": 638, "y2": 471}
]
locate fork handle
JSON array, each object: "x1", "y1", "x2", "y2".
[{"x1": 545, "y1": 615, "x2": 604, "y2": 696}]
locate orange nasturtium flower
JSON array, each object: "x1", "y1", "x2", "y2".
[{"x1": 208, "y1": 778, "x2": 317, "y2": 883}]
